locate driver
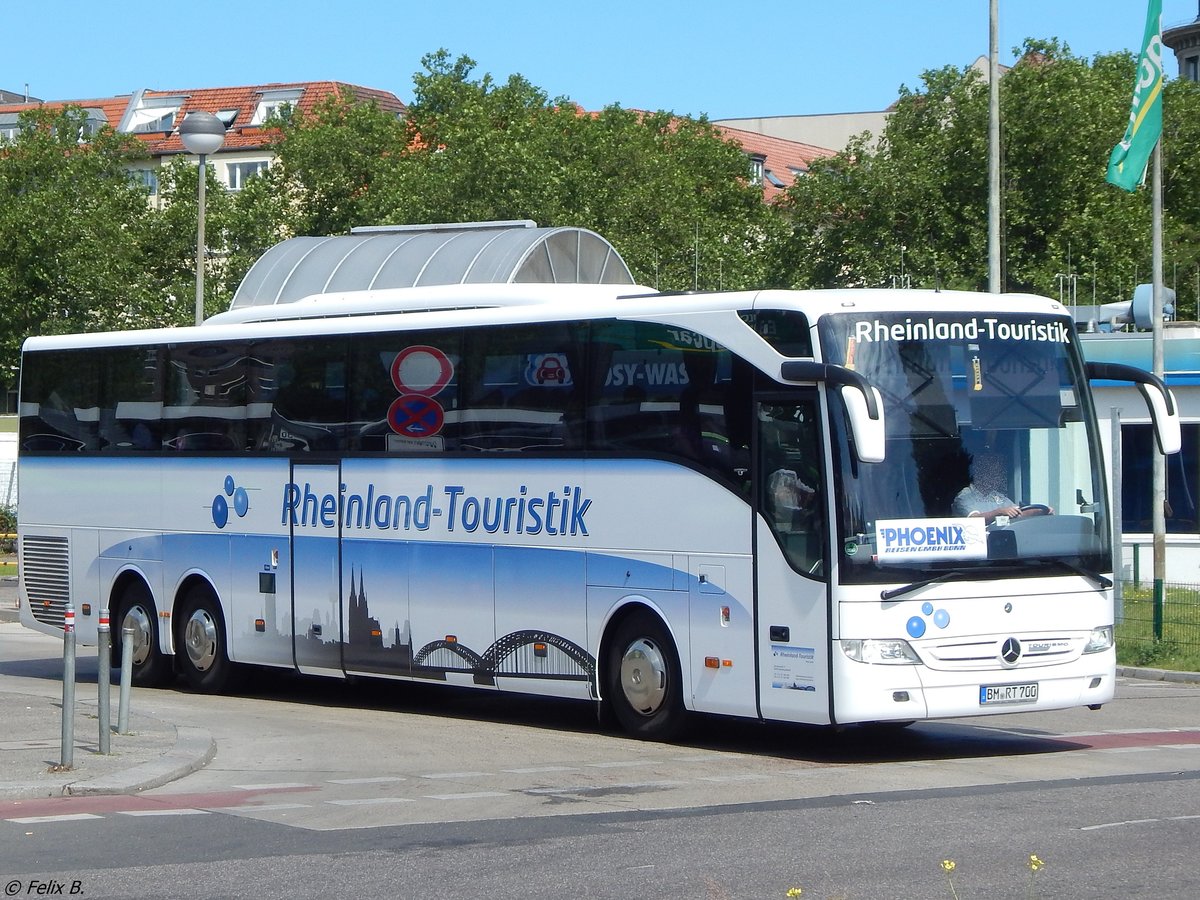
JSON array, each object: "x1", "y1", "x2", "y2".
[{"x1": 952, "y1": 452, "x2": 1052, "y2": 525}]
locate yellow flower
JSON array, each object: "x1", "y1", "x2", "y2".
[
  {"x1": 1029, "y1": 854, "x2": 1045, "y2": 872},
  {"x1": 786, "y1": 889, "x2": 803, "y2": 898},
  {"x1": 941, "y1": 860, "x2": 957, "y2": 873}
]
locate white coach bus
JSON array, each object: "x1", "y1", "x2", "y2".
[{"x1": 17, "y1": 226, "x2": 1180, "y2": 740}]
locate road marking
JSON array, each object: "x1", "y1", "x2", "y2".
[
  {"x1": 326, "y1": 776, "x2": 407, "y2": 785},
  {"x1": 422, "y1": 771, "x2": 490, "y2": 779},
  {"x1": 526, "y1": 780, "x2": 687, "y2": 795},
  {"x1": 425, "y1": 791, "x2": 508, "y2": 801},
  {"x1": 231, "y1": 782, "x2": 311, "y2": 791},
  {"x1": 1082, "y1": 818, "x2": 1169, "y2": 831},
  {"x1": 7, "y1": 813, "x2": 104, "y2": 824},
  {"x1": 214, "y1": 803, "x2": 312, "y2": 812},
  {"x1": 585, "y1": 760, "x2": 656, "y2": 769},
  {"x1": 502, "y1": 765, "x2": 579, "y2": 774},
  {"x1": 116, "y1": 809, "x2": 210, "y2": 817},
  {"x1": 325, "y1": 797, "x2": 416, "y2": 806}
]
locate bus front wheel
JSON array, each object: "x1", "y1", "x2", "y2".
[
  {"x1": 605, "y1": 611, "x2": 687, "y2": 741},
  {"x1": 178, "y1": 586, "x2": 233, "y2": 693},
  {"x1": 115, "y1": 582, "x2": 171, "y2": 687}
]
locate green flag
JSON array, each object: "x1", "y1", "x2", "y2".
[{"x1": 1106, "y1": 0, "x2": 1164, "y2": 192}]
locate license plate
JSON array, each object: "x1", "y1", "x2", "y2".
[{"x1": 979, "y1": 682, "x2": 1039, "y2": 705}]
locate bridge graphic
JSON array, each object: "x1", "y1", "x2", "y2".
[{"x1": 415, "y1": 630, "x2": 596, "y2": 692}]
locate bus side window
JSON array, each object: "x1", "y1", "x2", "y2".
[
  {"x1": 100, "y1": 347, "x2": 164, "y2": 452},
  {"x1": 587, "y1": 320, "x2": 745, "y2": 487},
  {"x1": 458, "y1": 324, "x2": 579, "y2": 453},
  {"x1": 163, "y1": 342, "x2": 248, "y2": 453},
  {"x1": 344, "y1": 331, "x2": 463, "y2": 454},
  {"x1": 759, "y1": 398, "x2": 825, "y2": 576},
  {"x1": 19, "y1": 350, "x2": 103, "y2": 452},
  {"x1": 258, "y1": 338, "x2": 350, "y2": 452}
]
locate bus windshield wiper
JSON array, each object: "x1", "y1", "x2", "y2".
[
  {"x1": 880, "y1": 570, "x2": 975, "y2": 601},
  {"x1": 881, "y1": 558, "x2": 1113, "y2": 600}
]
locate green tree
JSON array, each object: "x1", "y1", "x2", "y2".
[
  {"x1": 141, "y1": 155, "x2": 238, "y2": 324},
  {"x1": 247, "y1": 90, "x2": 408, "y2": 237},
  {"x1": 773, "y1": 39, "x2": 1200, "y2": 309},
  {"x1": 364, "y1": 51, "x2": 781, "y2": 290},
  {"x1": 0, "y1": 106, "x2": 157, "y2": 390}
]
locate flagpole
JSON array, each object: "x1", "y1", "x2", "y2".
[
  {"x1": 1152, "y1": 141, "x2": 1166, "y2": 585},
  {"x1": 1105, "y1": 0, "x2": 1166, "y2": 593},
  {"x1": 988, "y1": 0, "x2": 1001, "y2": 293}
]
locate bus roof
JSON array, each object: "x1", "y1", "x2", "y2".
[{"x1": 20, "y1": 285, "x2": 1069, "y2": 353}]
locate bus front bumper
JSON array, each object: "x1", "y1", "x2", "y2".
[{"x1": 831, "y1": 648, "x2": 1116, "y2": 724}]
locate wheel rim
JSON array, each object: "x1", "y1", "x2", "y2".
[
  {"x1": 619, "y1": 637, "x2": 669, "y2": 716},
  {"x1": 122, "y1": 605, "x2": 154, "y2": 667},
  {"x1": 184, "y1": 608, "x2": 218, "y2": 672}
]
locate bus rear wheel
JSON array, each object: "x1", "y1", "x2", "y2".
[
  {"x1": 178, "y1": 586, "x2": 233, "y2": 693},
  {"x1": 115, "y1": 581, "x2": 171, "y2": 687},
  {"x1": 605, "y1": 611, "x2": 687, "y2": 741}
]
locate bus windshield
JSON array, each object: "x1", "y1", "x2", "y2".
[{"x1": 819, "y1": 310, "x2": 1110, "y2": 583}]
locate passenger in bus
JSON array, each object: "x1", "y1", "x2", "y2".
[
  {"x1": 952, "y1": 452, "x2": 1052, "y2": 524},
  {"x1": 768, "y1": 467, "x2": 817, "y2": 531}
]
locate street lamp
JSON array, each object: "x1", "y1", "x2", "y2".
[{"x1": 178, "y1": 111, "x2": 226, "y2": 325}]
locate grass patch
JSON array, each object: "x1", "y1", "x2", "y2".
[{"x1": 1116, "y1": 581, "x2": 1200, "y2": 672}]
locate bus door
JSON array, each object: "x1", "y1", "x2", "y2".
[
  {"x1": 289, "y1": 460, "x2": 345, "y2": 676},
  {"x1": 754, "y1": 393, "x2": 833, "y2": 724}
]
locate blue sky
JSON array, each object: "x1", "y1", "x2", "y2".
[{"x1": 7, "y1": 1, "x2": 1197, "y2": 120}]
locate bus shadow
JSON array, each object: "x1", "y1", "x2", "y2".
[
  {"x1": 0, "y1": 654, "x2": 1091, "y2": 763},
  {"x1": 223, "y1": 665, "x2": 1094, "y2": 763}
]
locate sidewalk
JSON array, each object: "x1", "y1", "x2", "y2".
[
  {"x1": 0, "y1": 580, "x2": 215, "y2": 800},
  {"x1": 0, "y1": 675, "x2": 215, "y2": 800}
]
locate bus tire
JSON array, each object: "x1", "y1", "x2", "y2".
[
  {"x1": 605, "y1": 611, "x2": 687, "y2": 741},
  {"x1": 115, "y1": 581, "x2": 172, "y2": 687},
  {"x1": 178, "y1": 586, "x2": 233, "y2": 693}
]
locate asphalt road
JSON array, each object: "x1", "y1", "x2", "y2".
[{"x1": 2, "y1": 619, "x2": 1199, "y2": 898}]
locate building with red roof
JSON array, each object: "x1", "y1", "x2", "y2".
[
  {"x1": 0, "y1": 81, "x2": 405, "y2": 201},
  {"x1": 714, "y1": 124, "x2": 834, "y2": 200},
  {"x1": 0, "y1": 79, "x2": 827, "y2": 205}
]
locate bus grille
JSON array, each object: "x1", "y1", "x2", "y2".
[
  {"x1": 22, "y1": 536, "x2": 71, "y2": 630},
  {"x1": 919, "y1": 635, "x2": 1082, "y2": 670}
]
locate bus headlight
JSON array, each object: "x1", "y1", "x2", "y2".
[
  {"x1": 1083, "y1": 625, "x2": 1113, "y2": 654},
  {"x1": 841, "y1": 639, "x2": 921, "y2": 665}
]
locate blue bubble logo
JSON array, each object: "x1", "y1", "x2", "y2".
[
  {"x1": 213, "y1": 475, "x2": 250, "y2": 528},
  {"x1": 905, "y1": 604, "x2": 952, "y2": 639}
]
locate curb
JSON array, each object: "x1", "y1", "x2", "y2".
[
  {"x1": 1118, "y1": 665, "x2": 1200, "y2": 684},
  {"x1": 64, "y1": 725, "x2": 216, "y2": 796}
]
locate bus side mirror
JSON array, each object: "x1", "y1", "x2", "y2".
[
  {"x1": 1085, "y1": 361, "x2": 1181, "y2": 455},
  {"x1": 841, "y1": 383, "x2": 886, "y2": 464},
  {"x1": 780, "y1": 360, "x2": 886, "y2": 464}
]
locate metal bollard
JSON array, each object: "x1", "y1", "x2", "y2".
[
  {"x1": 60, "y1": 606, "x2": 76, "y2": 769},
  {"x1": 97, "y1": 607, "x2": 111, "y2": 754},
  {"x1": 118, "y1": 623, "x2": 133, "y2": 735}
]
